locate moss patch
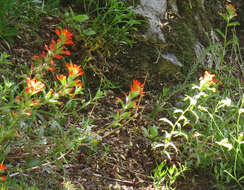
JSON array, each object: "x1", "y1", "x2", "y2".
[{"x1": 162, "y1": 0, "x2": 217, "y2": 72}]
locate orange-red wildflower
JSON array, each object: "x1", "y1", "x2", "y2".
[
  {"x1": 62, "y1": 49, "x2": 71, "y2": 56},
  {"x1": 46, "y1": 66, "x2": 56, "y2": 71},
  {"x1": 56, "y1": 74, "x2": 67, "y2": 81},
  {"x1": 133, "y1": 100, "x2": 140, "y2": 109},
  {"x1": 15, "y1": 96, "x2": 21, "y2": 103},
  {"x1": 0, "y1": 164, "x2": 7, "y2": 170},
  {"x1": 116, "y1": 97, "x2": 122, "y2": 102},
  {"x1": 44, "y1": 39, "x2": 64, "y2": 60},
  {"x1": 130, "y1": 80, "x2": 145, "y2": 95},
  {"x1": 226, "y1": 4, "x2": 237, "y2": 16},
  {"x1": 16, "y1": 132, "x2": 23, "y2": 138},
  {"x1": 0, "y1": 176, "x2": 6, "y2": 181},
  {"x1": 31, "y1": 100, "x2": 41, "y2": 106},
  {"x1": 75, "y1": 79, "x2": 83, "y2": 87},
  {"x1": 25, "y1": 78, "x2": 45, "y2": 95},
  {"x1": 32, "y1": 55, "x2": 40, "y2": 60},
  {"x1": 55, "y1": 54, "x2": 63, "y2": 60},
  {"x1": 199, "y1": 71, "x2": 218, "y2": 85},
  {"x1": 56, "y1": 29, "x2": 73, "y2": 45},
  {"x1": 40, "y1": 51, "x2": 46, "y2": 58},
  {"x1": 66, "y1": 63, "x2": 84, "y2": 77},
  {"x1": 0, "y1": 163, "x2": 7, "y2": 182}
]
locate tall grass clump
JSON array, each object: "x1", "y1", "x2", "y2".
[{"x1": 63, "y1": 0, "x2": 141, "y2": 55}]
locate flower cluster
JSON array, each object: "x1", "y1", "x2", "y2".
[
  {"x1": 66, "y1": 63, "x2": 84, "y2": 77},
  {"x1": 219, "y1": 3, "x2": 238, "y2": 21},
  {"x1": 114, "y1": 80, "x2": 145, "y2": 125},
  {"x1": 130, "y1": 80, "x2": 145, "y2": 96},
  {"x1": 33, "y1": 29, "x2": 74, "y2": 72},
  {"x1": 0, "y1": 163, "x2": 7, "y2": 181},
  {"x1": 199, "y1": 71, "x2": 218, "y2": 92},
  {"x1": 14, "y1": 28, "x2": 84, "y2": 117},
  {"x1": 56, "y1": 29, "x2": 73, "y2": 45},
  {"x1": 25, "y1": 78, "x2": 45, "y2": 95},
  {"x1": 225, "y1": 4, "x2": 237, "y2": 17},
  {"x1": 2, "y1": 28, "x2": 87, "y2": 184},
  {"x1": 30, "y1": 28, "x2": 84, "y2": 99},
  {"x1": 55, "y1": 62, "x2": 84, "y2": 98}
]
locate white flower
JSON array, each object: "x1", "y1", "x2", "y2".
[
  {"x1": 216, "y1": 138, "x2": 233, "y2": 151},
  {"x1": 220, "y1": 98, "x2": 231, "y2": 107}
]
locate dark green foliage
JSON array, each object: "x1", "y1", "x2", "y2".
[{"x1": 0, "y1": 0, "x2": 18, "y2": 43}]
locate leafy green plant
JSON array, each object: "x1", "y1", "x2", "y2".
[
  {"x1": 0, "y1": 0, "x2": 47, "y2": 43},
  {"x1": 152, "y1": 160, "x2": 187, "y2": 189},
  {"x1": 0, "y1": 28, "x2": 104, "y2": 188},
  {"x1": 0, "y1": 0, "x2": 18, "y2": 43},
  {"x1": 91, "y1": 0, "x2": 140, "y2": 48},
  {"x1": 63, "y1": 7, "x2": 96, "y2": 38},
  {"x1": 98, "y1": 79, "x2": 145, "y2": 137},
  {"x1": 79, "y1": 0, "x2": 103, "y2": 14},
  {"x1": 153, "y1": 68, "x2": 243, "y2": 187},
  {"x1": 0, "y1": 52, "x2": 13, "y2": 75},
  {"x1": 205, "y1": 3, "x2": 240, "y2": 72}
]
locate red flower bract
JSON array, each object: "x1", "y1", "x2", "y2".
[
  {"x1": 0, "y1": 176, "x2": 6, "y2": 181},
  {"x1": 56, "y1": 29, "x2": 73, "y2": 45},
  {"x1": 75, "y1": 79, "x2": 83, "y2": 87},
  {"x1": 199, "y1": 71, "x2": 218, "y2": 85},
  {"x1": 66, "y1": 63, "x2": 84, "y2": 77},
  {"x1": 25, "y1": 78, "x2": 45, "y2": 95},
  {"x1": 0, "y1": 164, "x2": 7, "y2": 170},
  {"x1": 130, "y1": 80, "x2": 144, "y2": 95},
  {"x1": 226, "y1": 4, "x2": 237, "y2": 16},
  {"x1": 56, "y1": 74, "x2": 67, "y2": 81}
]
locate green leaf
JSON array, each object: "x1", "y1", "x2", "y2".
[
  {"x1": 142, "y1": 127, "x2": 150, "y2": 138},
  {"x1": 73, "y1": 14, "x2": 89, "y2": 22},
  {"x1": 227, "y1": 21, "x2": 240, "y2": 27},
  {"x1": 159, "y1": 118, "x2": 174, "y2": 127},
  {"x1": 215, "y1": 29, "x2": 225, "y2": 39},
  {"x1": 120, "y1": 112, "x2": 131, "y2": 119},
  {"x1": 220, "y1": 14, "x2": 228, "y2": 22},
  {"x1": 161, "y1": 87, "x2": 170, "y2": 97},
  {"x1": 83, "y1": 28, "x2": 96, "y2": 36},
  {"x1": 25, "y1": 159, "x2": 40, "y2": 168},
  {"x1": 150, "y1": 125, "x2": 158, "y2": 138},
  {"x1": 224, "y1": 39, "x2": 234, "y2": 48}
]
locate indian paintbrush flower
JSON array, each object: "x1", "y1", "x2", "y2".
[
  {"x1": 66, "y1": 63, "x2": 84, "y2": 77},
  {"x1": 56, "y1": 29, "x2": 73, "y2": 45},
  {"x1": 130, "y1": 80, "x2": 145, "y2": 96},
  {"x1": 25, "y1": 78, "x2": 45, "y2": 95},
  {"x1": 0, "y1": 164, "x2": 7, "y2": 171},
  {"x1": 56, "y1": 74, "x2": 67, "y2": 81},
  {"x1": 75, "y1": 79, "x2": 83, "y2": 87},
  {"x1": 0, "y1": 163, "x2": 7, "y2": 182},
  {"x1": 225, "y1": 4, "x2": 237, "y2": 17},
  {"x1": 0, "y1": 176, "x2": 6, "y2": 181},
  {"x1": 199, "y1": 71, "x2": 218, "y2": 92}
]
